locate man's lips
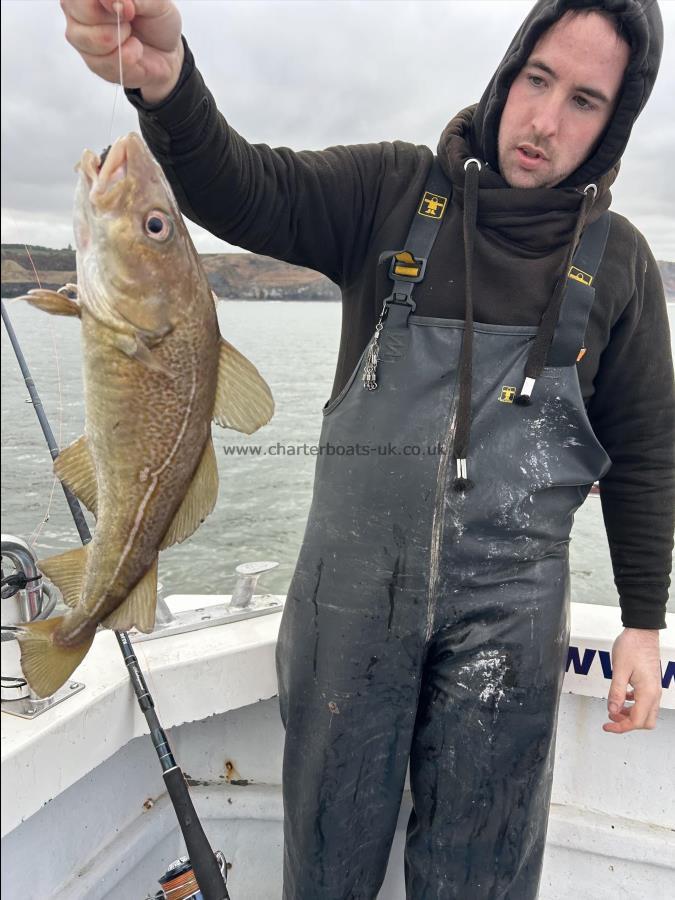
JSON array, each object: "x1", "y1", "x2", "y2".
[{"x1": 515, "y1": 144, "x2": 548, "y2": 170}]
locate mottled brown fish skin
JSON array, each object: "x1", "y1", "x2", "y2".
[
  {"x1": 16, "y1": 133, "x2": 273, "y2": 697},
  {"x1": 57, "y1": 133, "x2": 220, "y2": 646}
]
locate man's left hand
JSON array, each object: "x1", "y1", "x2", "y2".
[{"x1": 603, "y1": 627, "x2": 662, "y2": 734}]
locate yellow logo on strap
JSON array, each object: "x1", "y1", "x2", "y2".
[
  {"x1": 568, "y1": 266, "x2": 593, "y2": 286},
  {"x1": 499, "y1": 386, "x2": 517, "y2": 403},
  {"x1": 418, "y1": 192, "x2": 448, "y2": 219}
]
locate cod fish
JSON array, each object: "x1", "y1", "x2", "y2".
[{"x1": 17, "y1": 133, "x2": 274, "y2": 698}]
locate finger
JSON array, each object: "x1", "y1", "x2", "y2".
[
  {"x1": 78, "y1": 35, "x2": 145, "y2": 86},
  {"x1": 603, "y1": 696, "x2": 658, "y2": 733},
  {"x1": 130, "y1": 0, "x2": 175, "y2": 17},
  {"x1": 65, "y1": 19, "x2": 132, "y2": 57},
  {"x1": 645, "y1": 706, "x2": 659, "y2": 730},
  {"x1": 60, "y1": 0, "x2": 121, "y2": 27},
  {"x1": 129, "y1": 3, "x2": 182, "y2": 53},
  {"x1": 625, "y1": 694, "x2": 651, "y2": 729},
  {"x1": 603, "y1": 719, "x2": 633, "y2": 733},
  {"x1": 607, "y1": 681, "x2": 628, "y2": 717},
  {"x1": 603, "y1": 704, "x2": 639, "y2": 732},
  {"x1": 98, "y1": 0, "x2": 135, "y2": 20},
  {"x1": 609, "y1": 692, "x2": 635, "y2": 714}
]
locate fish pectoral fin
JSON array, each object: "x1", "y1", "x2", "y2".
[
  {"x1": 102, "y1": 558, "x2": 158, "y2": 634},
  {"x1": 54, "y1": 435, "x2": 98, "y2": 517},
  {"x1": 160, "y1": 438, "x2": 219, "y2": 550},
  {"x1": 112, "y1": 332, "x2": 173, "y2": 377},
  {"x1": 16, "y1": 289, "x2": 81, "y2": 318},
  {"x1": 213, "y1": 338, "x2": 274, "y2": 434},
  {"x1": 38, "y1": 547, "x2": 87, "y2": 608},
  {"x1": 17, "y1": 617, "x2": 94, "y2": 699}
]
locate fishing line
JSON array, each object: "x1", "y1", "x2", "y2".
[
  {"x1": 107, "y1": 2, "x2": 125, "y2": 146},
  {"x1": 21, "y1": 245, "x2": 65, "y2": 551}
]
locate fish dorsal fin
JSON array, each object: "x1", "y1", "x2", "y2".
[
  {"x1": 213, "y1": 338, "x2": 274, "y2": 434},
  {"x1": 17, "y1": 616, "x2": 94, "y2": 699},
  {"x1": 17, "y1": 289, "x2": 81, "y2": 317},
  {"x1": 103, "y1": 557, "x2": 158, "y2": 634},
  {"x1": 160, "y1": 438, "x2": 219, "y2": 550},
  {"x1": 38, "y1": 547, "x2": 88, "y2": 608},
  {"x1": 54, "y1": 435, "x2": 98, "y2": 517}
]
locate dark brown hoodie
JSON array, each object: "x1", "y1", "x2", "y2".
[{"x1": 127, "y1": 0, "x2": 673, "y2": 629}]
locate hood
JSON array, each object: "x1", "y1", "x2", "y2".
[
  {"x1": 468, "y1": 0, "x2": 663, "y2": 188},
  {"x1": 438, "y1": 106, "x2": 617, "y2": 251}
]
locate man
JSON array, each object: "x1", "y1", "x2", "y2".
[{"x1": 63, "y1": 0, "x2": 672, "y2": 897}]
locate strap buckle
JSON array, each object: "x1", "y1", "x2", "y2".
[
  {"x1": 386, "y1": 282, "x2": 417, "y2": 311},
  {"x1": 389, "y1": 250, "x2": 427, "y2": 284}
]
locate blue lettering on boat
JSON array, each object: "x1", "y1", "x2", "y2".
[
  {"x1": 566, "y1": 646, "x2": 595, "y2": 675},
  {"x1": 663, "y1": 660, "x2": 675, "y2": 690},
  {"x1": 567, "y1": 646, "x2": 674, "y2": 690}
]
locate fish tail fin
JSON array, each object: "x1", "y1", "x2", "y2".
[{"x1": 17, "y1": 617, "x2": 94, "y2": 699}]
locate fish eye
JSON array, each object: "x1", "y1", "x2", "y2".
[{"x1": 144, "y1": 210, "x2": 173, "y2": 242}]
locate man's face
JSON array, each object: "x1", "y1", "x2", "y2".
[{"x1": 497, "y1": 12, "x2": 630, "y2": 188}]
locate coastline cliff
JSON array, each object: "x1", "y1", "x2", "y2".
[{"x1": 2, "y1": 245, "x2": 673, "y2": 302}]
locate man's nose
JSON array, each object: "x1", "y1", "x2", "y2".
[{"x1": 530, "y1": 96, "x2": 563, "y2": 139}]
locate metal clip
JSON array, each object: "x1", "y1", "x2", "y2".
[{"x1": 362, "y1": 299, "x2": 389, "y2": 390}]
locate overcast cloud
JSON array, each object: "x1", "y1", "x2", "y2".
[{"x1": 1, "y1": 0, "x2": 673, "y2": 258}]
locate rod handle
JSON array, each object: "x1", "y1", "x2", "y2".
[{"x1": 163, "y1": 767, "x2": 229, "y2": 900}]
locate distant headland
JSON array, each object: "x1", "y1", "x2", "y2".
[
  {"x1": 2, "y1": 244, "x2": 674, "y2": 303},
  {"x1": 0, "y1": 244, "x2": 340, "y2": 301}
]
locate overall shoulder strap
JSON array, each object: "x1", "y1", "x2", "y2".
[
  {"x1": 381, "y1": 158, "x2": 452, "y2": 310},
  {"x1": 362, "y1": 159, "x2": 452, "y2": 390},
  {"x1": 547, "y1": 211, "x2": 611, "y2": 367}
]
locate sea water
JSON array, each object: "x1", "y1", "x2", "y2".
[{"x1": 2, "y1": 299, "x2": 673, "y2": 613}]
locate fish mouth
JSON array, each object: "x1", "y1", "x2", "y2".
[
  {"x1": 96, "y1": 138, "x2": 128, "y2": 192},
  {"x1": 76, "y1": 134, "x2": 150, "y2": 208}
]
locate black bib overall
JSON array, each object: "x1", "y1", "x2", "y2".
[{"x1": 276, "y1": 168, "x2": 611, "y2": 899}]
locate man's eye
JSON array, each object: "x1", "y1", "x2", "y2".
[{"x1": 574, "y1": 95, "x2": 594, "y2": 111}]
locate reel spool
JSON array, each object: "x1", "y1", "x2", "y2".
[{"x1": 153, "y1": 851, "x2": 227, "y2": 900}]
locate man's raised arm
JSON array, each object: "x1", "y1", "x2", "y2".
[{"x1": 61, "y1": 0, "x2": 412, "y2": 286}]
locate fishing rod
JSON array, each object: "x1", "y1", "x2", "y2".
[{"x1": 1, "y1": 300, "x2": 230, "y2": 900}]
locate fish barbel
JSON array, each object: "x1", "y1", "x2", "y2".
[{"x1": 16, "y1": 133, "x2": 274, "y2": 698}]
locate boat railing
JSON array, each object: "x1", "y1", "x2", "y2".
[{"x1": 1, "y1": 533, "x2": 85, "y2": 718}]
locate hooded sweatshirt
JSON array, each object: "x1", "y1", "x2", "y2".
[{"x1": 126, "y1": 0, "x2": 673, "y2": 630}]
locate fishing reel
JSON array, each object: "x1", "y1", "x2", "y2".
[{"x1": 148, "y1": 851, "x2": 228, "y2": 900}]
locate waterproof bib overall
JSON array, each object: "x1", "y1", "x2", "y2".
[{"x1": 276, "y1": 169, "x2": 611, "y2": 899}]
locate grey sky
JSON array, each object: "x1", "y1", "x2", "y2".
[{"x1": 1, "y1": 0, "x2": 673, "y2": 258}]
